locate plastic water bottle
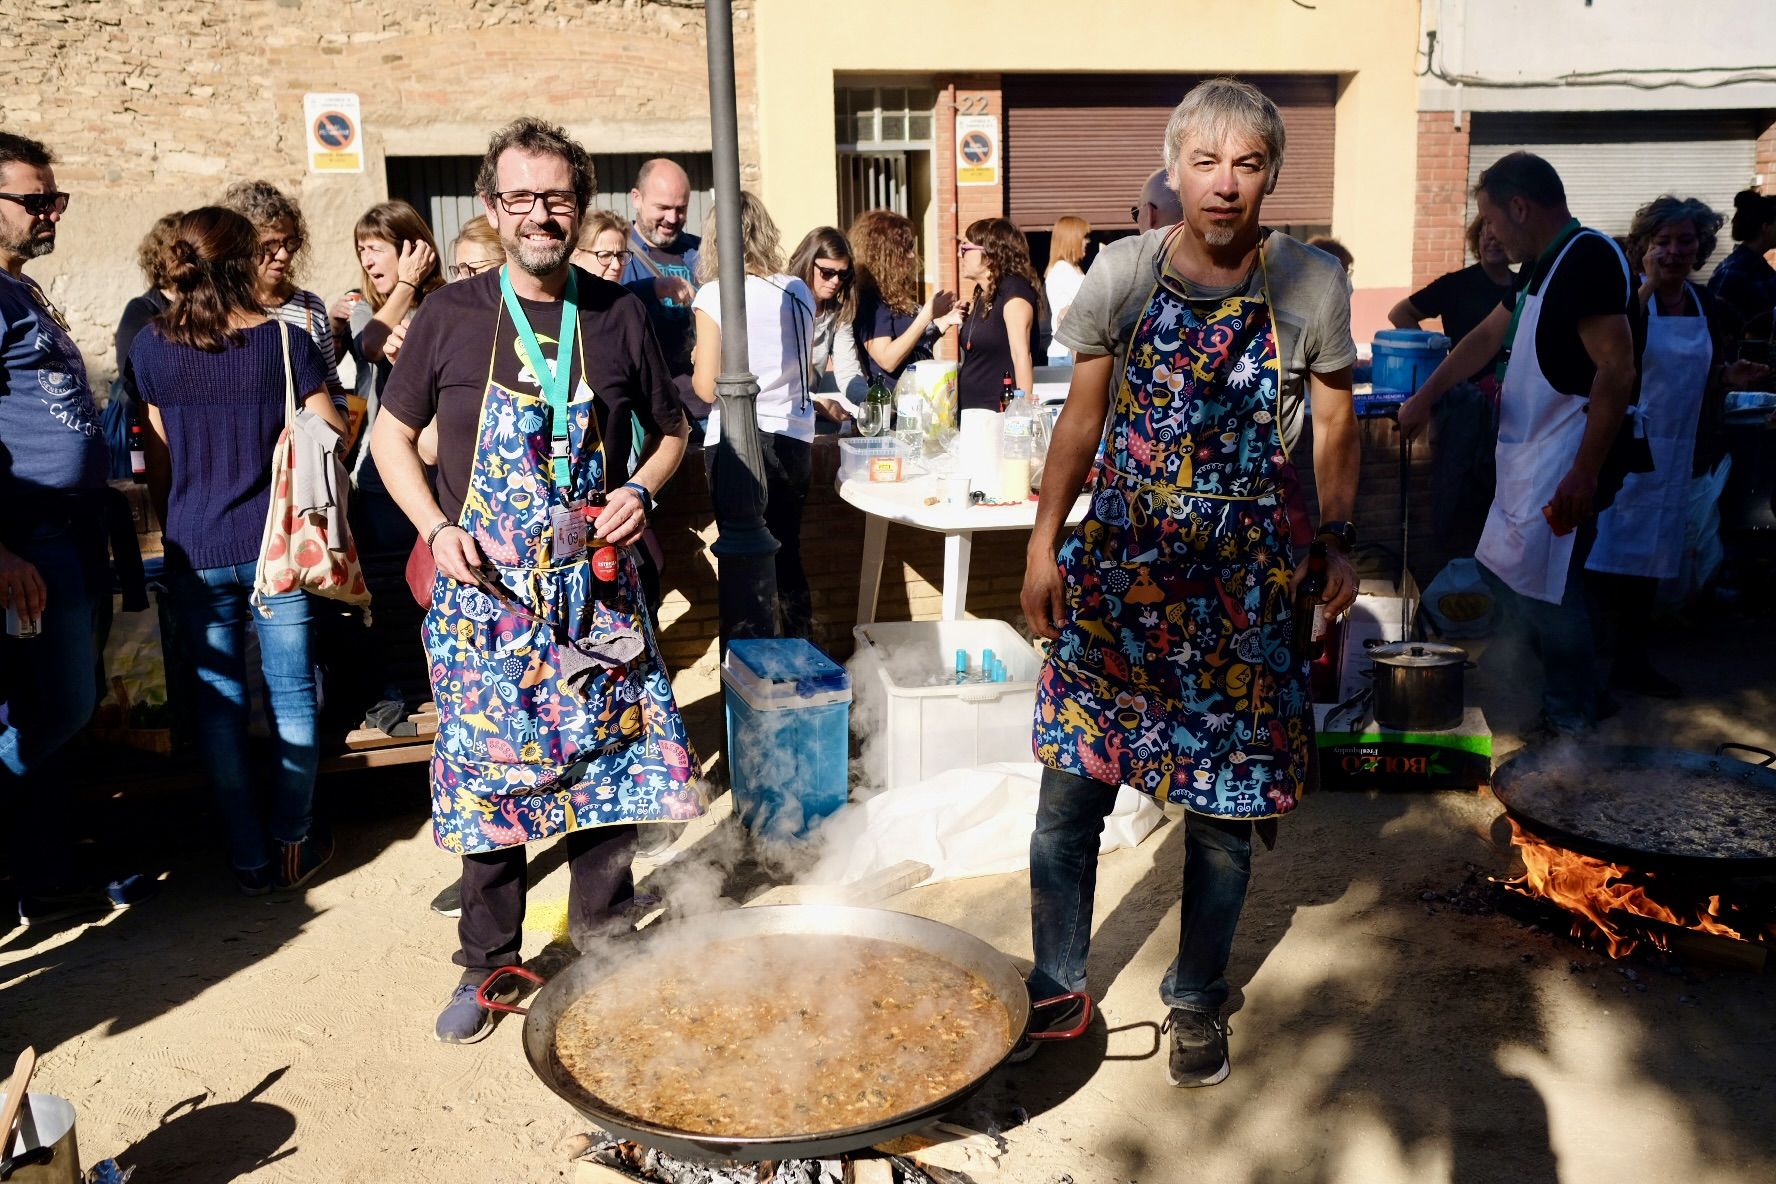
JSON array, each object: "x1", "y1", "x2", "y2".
[
  {"x1": 893, "y1": 370, "x2": 926, "y2": 456},
  {"x1": 999, "y1": 389, "x2": 1034, "y2": 502}
]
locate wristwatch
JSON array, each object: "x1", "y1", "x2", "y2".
[
  {"x1": 621, "y1": 481, "x2": 654, "y2": 515},
  {"x1": 1315, "y1": 520, "x2": 1357, "y2": 552}
]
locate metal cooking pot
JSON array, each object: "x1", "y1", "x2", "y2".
[
  {"x1": 1368, "y1": 641, "x2": 1470, "y2": 732},
  {"x1": 478, "y1": 904, "x2": 1089, "y2": 1162},
  {"x1": 1, "y1": 1093, "x2": 81, "y2": 1184}
]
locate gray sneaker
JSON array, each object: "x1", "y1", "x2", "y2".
[
  {"x1": 434, "y1": 974, "x2": 525, "y2": 1044},
  {"x1": 1163, "y1": 1007, "x2": 1230, "y2": 1087}
]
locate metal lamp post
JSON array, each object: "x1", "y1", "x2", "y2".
[{"x1": 704, "y1": 0, "x2": 779, "y2": 644}]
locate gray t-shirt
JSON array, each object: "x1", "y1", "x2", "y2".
[{"x1": 1055, "y1": 228, "x2": 1357, "y2": 451}]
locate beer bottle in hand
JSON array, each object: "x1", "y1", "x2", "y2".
[{"x1": 1292, "y1": 540, "x2": 1329, "y2": 667}]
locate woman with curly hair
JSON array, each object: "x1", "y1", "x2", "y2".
[
  {"x1": 220, "y1": 179, "x2": 347, "y2": 416},
  {"x1": 849, "y1": 209, "x2": 962, "y2": 388},
  {"x1": 1587, "y1": 194, "x2": 1768, "y2": 697},
  {"x1": 114, "y1": 210, "x2": 184, "y2": 379},
  {"x1": 957, "y1": 217, "x2": 1043, "y2": 411}
]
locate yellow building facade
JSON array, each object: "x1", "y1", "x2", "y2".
[{"x1": 750, "y1": 0, "x2": 1425, "y2": 332}]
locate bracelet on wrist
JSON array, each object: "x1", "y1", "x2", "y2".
[
  {"x1": 395, "y1": 279, "x2": 417, "y2": 291},
  {"x1": 621, "y1": 481, "x2": 654, "y2": 515},
  {"x1": 425, "y1": 521, "x2": 455, "y2": 550}
]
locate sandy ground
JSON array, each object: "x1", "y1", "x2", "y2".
[{"x1": 3, "y1": 610, "x2": 1775, "y2": 1184}]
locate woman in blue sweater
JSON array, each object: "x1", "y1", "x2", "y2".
[{"x1": 130, "y1": 207, "x2": 345, "y2": 895}]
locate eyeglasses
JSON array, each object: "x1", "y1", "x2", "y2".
[
  {"x1": 494, "y1": 189, "x2": 578, "y2": 216},
  {"x1": 0, "y1": 192, "x2": 70, "y2": 217},
  {"x1": 451, "y1": 259, "x2": 501, "y2": 280},
  {"x1": 813, "y1": 263, "x2": 854, "y2": 283},
  {"x1": 958, "y1": 243, "x2": 983, "y2": 255},
  {"x1": 1130, "y1": 204, "x2": 1143, "y2": 224},
  {"x1": 587, "y1": 249, "x2": 633, "y2": 264},
  {"x1": 257, "y1": 236, "x2": 303, "y2": 260}
]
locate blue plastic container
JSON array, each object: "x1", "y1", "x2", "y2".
[
  {"x1": 1370, "y1": 329, "x2": 1450, "y2": 395},
  {"x1": 722, "y1": 638, "x2": 852, "y2": 838}
]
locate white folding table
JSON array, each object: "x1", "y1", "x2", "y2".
[{"x1": 837, "y1": 473, "x2": 1088, "y2": 623}]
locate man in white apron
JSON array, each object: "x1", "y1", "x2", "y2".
[{"x1": 1400, "y1": 152, "x2": 1642, "y2": 737}]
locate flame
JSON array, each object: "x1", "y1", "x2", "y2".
[{"x1": 1499, "y1": 819, "x2": 1749, "y2": 958}]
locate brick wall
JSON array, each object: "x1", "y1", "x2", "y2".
[
  {"x1": 1757, "y1": 111, "x2": 1776, "y2": 194},
  {"x1": 0, "y1": 0, "x2": 752, "y2": 381},
  {"x1": 1413, "y1": 110, "x2": 1472, "y2": 289}
]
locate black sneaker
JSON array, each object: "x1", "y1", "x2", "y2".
[
  {"x1": 16, "y1": 885, "x2": 110, "y2": 928},
  {"x1": 1163, "y1": 1007, "x2": 1230, "y2": 1087},
  {"x1": 430, "y1": 879, "x2": 463, "y2": 918},
  {"x1": 276, "y1": 828, "x2": 335, "y2": 891},
  {"x1": 1006, "y1": 994, "x2": 1091, "y2": 1064}
]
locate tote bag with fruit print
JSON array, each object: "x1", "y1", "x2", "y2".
[{"x1": 252, "y1": 320, "x2": 372, "y2": 622}]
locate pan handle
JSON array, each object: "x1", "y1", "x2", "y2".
[
  {"x1": 1717, "y1": 743, "x2": 1776, "y2": 768},
  {"x1": 476, "y1": 965, "x2": 545, "y2": 1016},
  {"x1": 1027, "y1": 992, "x2": 1093, "y2": 1042}
]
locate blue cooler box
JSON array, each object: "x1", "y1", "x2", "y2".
[
  {"x1": 722, "y1": 638, "x2": 852, "y2": 838},
  {"x1": 1370, "y1": 329, "x2": 1450, "y2": 395}
]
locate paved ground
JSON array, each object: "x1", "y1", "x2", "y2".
[{"x1": 2, "y1": 608, "x2": 1773, "y2": 1184}]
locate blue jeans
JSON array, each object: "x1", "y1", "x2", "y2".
[
  {"x1": 171, "y1": 560, "x2": 319, "y2": 872},
  {"x1": 1029, "y1": 765, "x2": 1253, "y2": 1015},
  {"x1": 1478, "y1": 526, "x2": 1598, "y2": 733},
  {"x1": 0, "y1": 521, "x2": 109, "y2": 890}
]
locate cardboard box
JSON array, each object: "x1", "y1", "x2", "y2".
[{"x1": 1315, "y1": 704, "x2": 1491, "y2": 792}]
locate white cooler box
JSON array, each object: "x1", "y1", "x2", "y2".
[{"x1": 849, "y1": 619, "x2": 1042, "y2": 791}]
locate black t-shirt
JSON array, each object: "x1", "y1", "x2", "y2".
[
  {"x1": 379, "y1": 266, "x2": 685, "y2": 525},
  {"x1": 958, "y1": 274, "x2": 1042, "y2": 412},
  {"x1": 1501, "y1": 229, "x2": 1643, "y2": 399},
  {"x1": 1409, "y1": 263, "x2": 1515, "y2": 382},
  {"x1": 855, "y1": 291, "x2": 938, "y2": 388},
  {"x1": 114, "y1": 289, "x2": 169, "y2": 399}
]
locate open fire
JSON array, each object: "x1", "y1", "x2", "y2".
[{"x1": 1497, "y1": 819, "x2": 1775, "y2": 959}]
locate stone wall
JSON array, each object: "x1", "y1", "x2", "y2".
[{"x1": 0, "y1": 0, "x2": 753, "y2": 384}]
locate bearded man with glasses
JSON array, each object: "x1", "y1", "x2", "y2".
[
  {"x1": 0, "y1": 132, "x2": 154, "y2": 926},
  {"x1": 371, "y1": 116, "x2": 700, "y2": 1044}
]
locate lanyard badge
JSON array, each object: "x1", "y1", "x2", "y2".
[{"x1": 500, "y1": 265, "x2": 580, "y2": 492}]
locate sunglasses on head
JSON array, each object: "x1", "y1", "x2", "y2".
[
  {"x1": 814, "y1": 263, "x2": 853, "y2": 283},
  {"x1": 0, "y1": 192, "x2": 70, "y2": 217}
]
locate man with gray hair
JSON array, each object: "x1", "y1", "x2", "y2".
[
  {"x1": 1133, "y1": 166, "x2": 1183, "y2": 231},
  {"x1": 621, "y1": 158, "x2": 702, "y2": 417},
  {"x1": 1021, "y1": 77, "x2": 1360, "y2": 1086}
]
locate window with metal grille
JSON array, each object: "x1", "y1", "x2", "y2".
[{"x1": 835, "y1": 86, "x2": 937, "y2": 150}]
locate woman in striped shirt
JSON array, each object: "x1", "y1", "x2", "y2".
[{"x1": 220, "y1": 179, "x2": 349, "y2": 416}]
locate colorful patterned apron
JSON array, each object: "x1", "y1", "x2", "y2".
[
  {"x1": 423, "y1": 294, "x2": 704, "y2": 855},
  {"x1": 1034, "y1": 237, "x2": 1313, "y2": 819}
]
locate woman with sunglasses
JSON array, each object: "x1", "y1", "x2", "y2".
[
  {"x1": 572, "y1": 209, "x2": 635, "y2": 282},
  {"x1": 221, "y1": 180, "x2": 348, "y2": 419},
  {"x1": 788, "y1": 226, "x2": 865, "y2": 419},
  {"x1": 957, "y1": 217, "x2": 1043, "y2": 412}
]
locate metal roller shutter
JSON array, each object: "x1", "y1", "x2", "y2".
[
  {"x1": 1004, "y1": 74, "x2": 1337, "y2": 231},
  {"x1": 1465, "y1": 111, "x2": 1759, "y2": 238}
]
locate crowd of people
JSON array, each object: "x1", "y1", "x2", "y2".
[{"x1": 2, "y1": 73, "x2": 1774, "y2": 1087}]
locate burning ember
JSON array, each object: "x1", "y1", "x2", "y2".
[{"x1": 1496, "y1": 819, "x2": 1773, "y2": 959}]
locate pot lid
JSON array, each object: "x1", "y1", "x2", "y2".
[{"x1": 1368, "y1": 641, "x2": 1468, "y2": 667}]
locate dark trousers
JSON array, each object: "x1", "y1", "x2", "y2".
[
  {"x1": 1028, "y1": 766, "x2": 1253, "y2": 1015},
  {"x1": 1477, "y1": 522, "x2": 1600, "y2": 734},
  {"x1": 1585, "y1": 569, "x2": 1658, "y2": 677},
  {"x1": 453, "y1": 825, "x2": 637, "y2": 980},
  {"x1": 762, "y1": 434, "x2": 813, "y2": 639}
]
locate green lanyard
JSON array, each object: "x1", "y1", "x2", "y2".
[
  {"x1": 1497, "y1": 218, "x2": 1581, "y2": 385},
  {"x1": 500, "y1": 265, "x2": 579, "y2": 491}
]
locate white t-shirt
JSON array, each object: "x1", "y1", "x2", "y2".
[
  {"x1": 693, "y1": 273, "x2": 817, "y2": 443},
  {"x1": 1045, "y1": 261, "x2": 1086, "y2": 362}
]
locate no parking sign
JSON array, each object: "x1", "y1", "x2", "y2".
[{"x1": 304, "y1": 92, "x2": 363, "y2": 173}]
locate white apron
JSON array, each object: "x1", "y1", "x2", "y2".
[
  {"x1": 1587, "y1": 283, "x2": 1710, "y2": 579},
  {"x1": 1476, "y1": 230, "x2": 1627, "y2": 604}
]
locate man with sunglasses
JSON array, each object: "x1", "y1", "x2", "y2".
[
  {"x1": 372, "y1": 117, "x2": 699, "y2": 1044},
  {"x1": 1132, "y1": 167, "x2": 1184, "y2": 233},
  {"x1": 0, "y1": 133, "x2": 148, "y2": 926}
]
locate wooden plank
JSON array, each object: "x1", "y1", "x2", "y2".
[{"x1": 321, "y1": 743, "x2": 434, "y2": 772}]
